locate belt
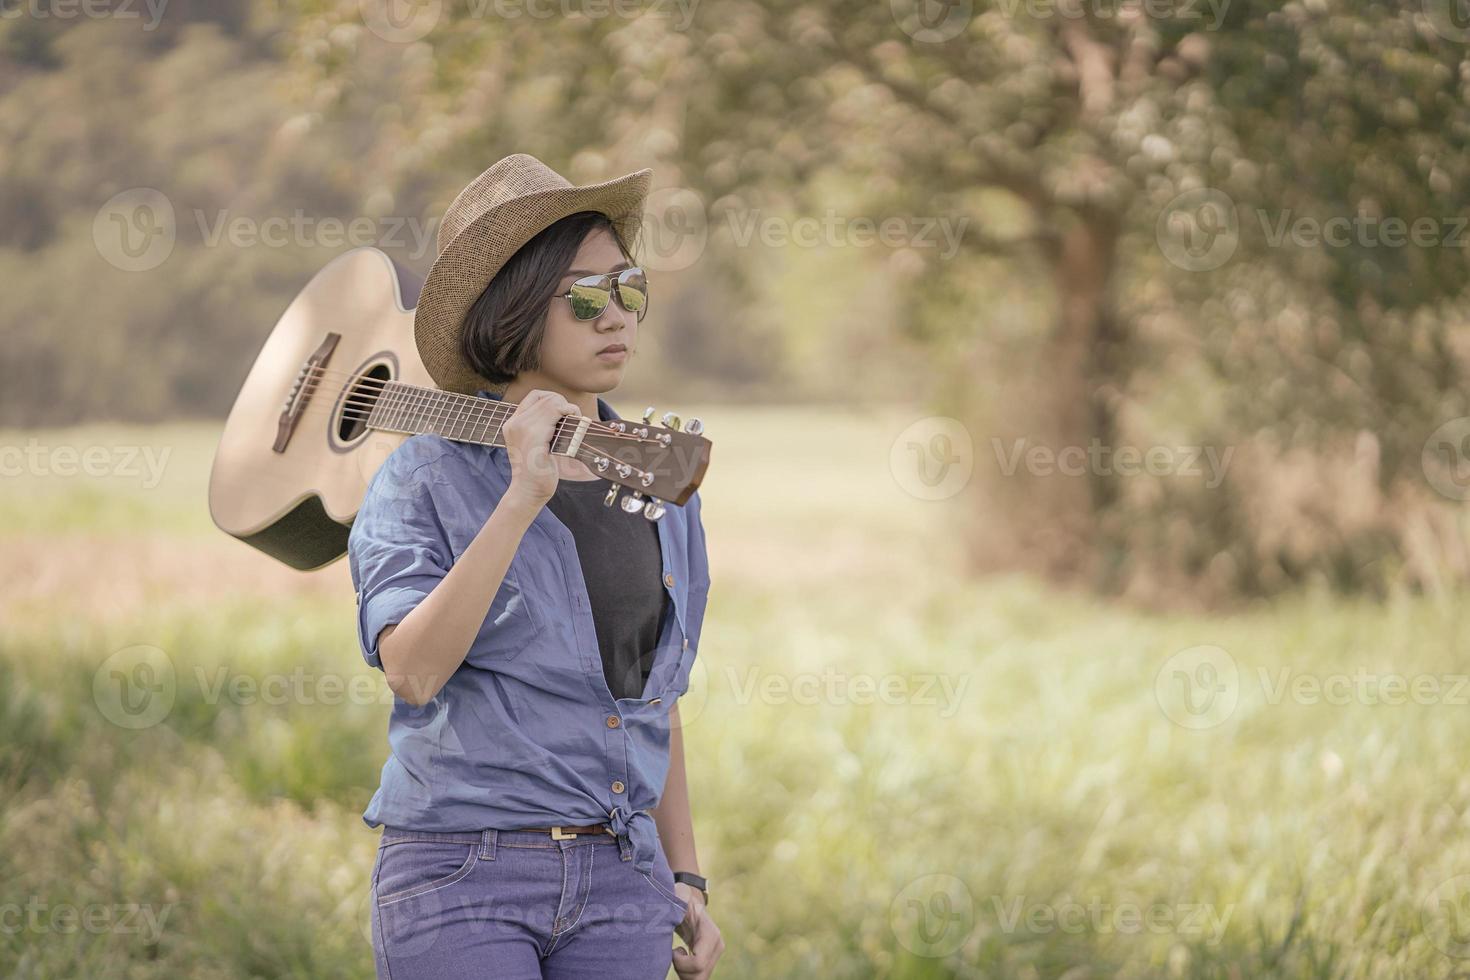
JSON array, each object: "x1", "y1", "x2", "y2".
[
  {"x1": 517, "y1": 824, "x2": 616, "y2": 839},
  {"x1": 514, "y1": 807, "x2": 658, "y2": 874}
]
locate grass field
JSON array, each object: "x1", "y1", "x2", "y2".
[{"x1": 5, "y1": 408, "x2": 1470, "y2": 978}]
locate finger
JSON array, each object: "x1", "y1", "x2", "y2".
[{"x1": 693, "y1": 921, "x2": 719, "y2": 958}]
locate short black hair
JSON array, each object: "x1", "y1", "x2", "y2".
[{"x1": 459, "y1": 210, "x2": 635, "y2": 385}]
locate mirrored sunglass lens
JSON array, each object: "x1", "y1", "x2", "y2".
[
  {"x1": 567, "y1": 280, "x2": 611, "y2": 319},
  {"x1": 616, "y1": 269, "x2": 647, "y2": 317}
]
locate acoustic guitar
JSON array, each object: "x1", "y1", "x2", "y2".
[{"x1": 208, "y1": 246, "x2": 711, "y2": 571}]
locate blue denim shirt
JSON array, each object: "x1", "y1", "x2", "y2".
[{"x1": 347, "y1": 389, "x2": 710, "y2": 873}]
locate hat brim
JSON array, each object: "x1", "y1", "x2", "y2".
[{"x1": 413, "y1": 167, "x2": 653, "y2": 395}]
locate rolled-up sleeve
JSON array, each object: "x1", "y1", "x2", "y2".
[{"x1": 348, "y1": 451, "x2": 453, "y2": 671}]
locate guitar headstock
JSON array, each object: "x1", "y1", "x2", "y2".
[{"x1": 570, "y1": 407, "x2": 710, "y2": 519}]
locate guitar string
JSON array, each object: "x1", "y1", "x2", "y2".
[
  {"x1": 289, "y1": 374, "x2": 657, "y2": 446},
  {"x1": 293, "y1": 367, "x2": 624, "y2": 434},
  {"x1": 300, "y1": 398, "x2": 656, "y2": 447},
  {"x1": 290, "y1": 365, "x2": 663, "y2": 444}
]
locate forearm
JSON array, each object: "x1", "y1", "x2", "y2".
[
  {"x1": 380, "y1": 491, "x2": 542, "y2": 704},
  {"x1": 653, "y1": 703, "x2": 700, "y2": 875}
]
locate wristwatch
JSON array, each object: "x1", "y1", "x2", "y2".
[{"x1": 672, "y1": 871, "x2": 709, "y2": 906}]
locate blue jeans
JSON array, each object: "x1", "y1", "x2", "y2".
[{"x1": 370, "y1": 826, "x2": 689, "y2": 979}]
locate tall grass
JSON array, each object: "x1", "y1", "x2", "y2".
[{"x1": 4, "y1": 410, "x2": 1470, "y2": 977}]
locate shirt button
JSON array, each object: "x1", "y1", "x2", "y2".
[
  {"x1": 606, "y1": 715, "x2": 621, "y2": 729},
  {"x1": 663, "y1": 572, "x2": 675, "y2": 588},
  {"x1": 611, "y1": 780, "x2": 625, "y2": 794}
]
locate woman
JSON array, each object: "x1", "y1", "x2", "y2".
[{"x1": 348, "y1": 155, "x2": 724, "y2": 979}]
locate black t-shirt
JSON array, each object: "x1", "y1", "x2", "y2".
[{"x1": 546, "y1": 475, "x2": 670, "y2": 701}]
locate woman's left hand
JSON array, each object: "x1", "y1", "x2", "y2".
[{"x1": 672, "y1": 883, "x2": 724, "y2": 979}]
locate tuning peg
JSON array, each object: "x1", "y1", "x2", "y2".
[
  {"x1": 683, "y1": 417, "x2": 704, "y2": 436},
  {"x1": 661, "y1": 412, "x2": 681, "y2": 430},
  {"x1": 642, "y1": 498, "x2": 666, "y2": 521},
  {"x1": 642, "y1": 406, "x2": 657, "y2": 424},
  {"x1": 603, "y1": 484, "x2": 619, "y2": 508},
  {"x1": 620, "y1": 489, "x2": 645, "y2": 514}
]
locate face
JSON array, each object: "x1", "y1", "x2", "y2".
[{"x1": 532, "y1": 226, "x2": 640, "y2": 396}]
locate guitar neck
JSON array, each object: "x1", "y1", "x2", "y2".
[{"x1": 365, "y1": 381, "x2": 518, "y2": 447}]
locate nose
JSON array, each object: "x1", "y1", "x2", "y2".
[{"x1": 594, "y1": 298, "x2": 634, "y2": 332}]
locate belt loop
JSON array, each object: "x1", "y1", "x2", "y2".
[
  {"x1": 617, "y1": 832, "x2": 632, "y2": 862},
  {"x1": 479, "y1": 828, "x2": 497, "y2": 861}
]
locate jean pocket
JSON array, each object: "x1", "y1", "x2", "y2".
[
  {"x1": 637, "y1": 855, "x2": 689, "y2": 918},
  {"x1": 374, "y1": 839, "x2": 479, "y2": 907}
]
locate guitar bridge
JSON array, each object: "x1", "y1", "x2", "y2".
[{"x1": 273, "y1": 332, "x2": 340, "y2": 453}]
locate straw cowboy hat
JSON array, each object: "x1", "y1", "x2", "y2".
[{"x1": 414, "y1": 153, "x2": 653, "y2": 394}]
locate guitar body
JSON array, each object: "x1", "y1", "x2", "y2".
[
  {"x1": 209, "y1": 247, "x2": 433, "y2": 570},
  {"x1": 211, "y1": 247, "x2": 709, "y2": 572}
]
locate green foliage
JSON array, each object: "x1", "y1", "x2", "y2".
[{"x1": 7, "y1": 418, "x2": 1470, "y2": 976}]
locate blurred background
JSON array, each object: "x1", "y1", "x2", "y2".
[{"x1": 6, "y1": 0, "x2": 1470, "y2": 976}]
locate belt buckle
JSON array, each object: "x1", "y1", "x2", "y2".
[{"x1": 550, "y1": 826, "x2": 578, "y2": 840}]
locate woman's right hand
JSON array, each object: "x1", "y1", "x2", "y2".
[{"x1": 500, "y1": 389, "x2": 581, "y2": 507}]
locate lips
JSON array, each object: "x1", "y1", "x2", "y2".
[{"x1": 597, "y1": 344, "x2": 627, "y2": 354}]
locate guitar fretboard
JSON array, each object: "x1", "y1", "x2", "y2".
[{"x1": 365, "y1": 381, "x2": 517, "y2": 446}]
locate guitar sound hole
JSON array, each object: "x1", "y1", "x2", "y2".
[{"x1": 337, "y1": 363, "x2": 392, "y2": 444}]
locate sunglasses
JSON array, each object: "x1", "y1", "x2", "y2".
[{"x1": 555, "y1": 266, "x2": 649, "y2": 322}]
